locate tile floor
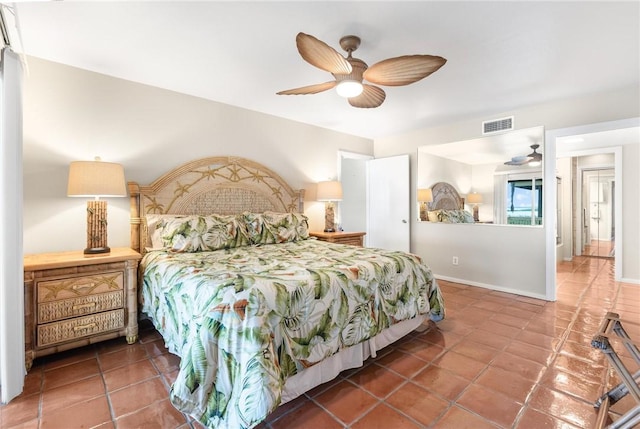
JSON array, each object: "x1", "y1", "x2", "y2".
[{"x1": 1, "y1": 256, "x2": 639, "y2": 428}]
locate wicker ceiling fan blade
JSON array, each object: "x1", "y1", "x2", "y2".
[
  {"x1": 348, "y1": 84, "x2": 386, "y2": 108},
  {"x1": 364, "y1": 55, "x2": 447, "y2": 86},
  {"x1": 296, "y1": 32, "x2": 353, "y2": 75},
  {"x1": 276, "y1": 81, "x2": 337, "y2": 95}
]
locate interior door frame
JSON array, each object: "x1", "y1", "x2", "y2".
[
  {"x1": 578, "y1": 166, "x2": 615, "y2": 257},
  {"x1": 547, "y1": 117, "x2": 635, "y2": 299}
]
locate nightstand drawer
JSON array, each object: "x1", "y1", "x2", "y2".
[
  {"x1": 37, "y1": 308, "x2": 125, "y2": 347},
  {"x1": 38, "y1": 290, "x2": 124, "y2": 323},
  {"x1": 334, "y1": 237, "x2": 363, "y2": 246},
  {"x1": 37, "y1": 271, "x2": 124, "y2": 303}
]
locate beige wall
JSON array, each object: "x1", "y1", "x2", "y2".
[
  {"x1": 22, "y1": 57, "x2": 373, "y2": 254},
  {"x1": 374, "y1": 85, "x2": 640, "y2": 297}
]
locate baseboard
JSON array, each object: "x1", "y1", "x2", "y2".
[
  {"x1": 620, "y1": 277, "x2": 640, "y2": 285},
  {"x1": 433, "y1": 275, "x2": 549, "y2": 301}
]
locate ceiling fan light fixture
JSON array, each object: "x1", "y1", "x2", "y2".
[{"x1": 336, "y1": 79, "x2": 363, "y2": 98}]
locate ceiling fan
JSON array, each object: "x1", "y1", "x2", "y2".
[
  {"x1": 276, "y1": 32, "x2": 447, "y2": 108},
  {"x1": 504, "y1": 144, "x2": 543, "y2": 166}
]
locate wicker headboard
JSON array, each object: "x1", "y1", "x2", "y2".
[
  {"x1": 427, "y1": 182, "x2": 464, "y2": 211},
  {"x1": 128, "y1": 156, "x2": 305, "y2": 253}
]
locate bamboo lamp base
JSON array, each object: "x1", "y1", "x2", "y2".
[
  {"x1": 324, "y1": 202, "x2": 336, "y2": 232},
  {"x1": 85, "y1": 200, "x2": 110, "y2": 254}
]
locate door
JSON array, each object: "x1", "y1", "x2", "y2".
[
  {"x1": 367, "y1": 155, "x2": 410, "y2": 252},
  {"x1": 581, "y1": 168, "x2": 615, "y2": 258},
  {"x1": 339, "y1": 152, "x2": 371, "y2": 241}
]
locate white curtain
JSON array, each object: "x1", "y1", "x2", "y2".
[
  {"x1": 0, "y1": 46, "x2": 25, "y2": 404},
  {"x1": 493, "y1": 173, "x2": 507, "y2": 224}
]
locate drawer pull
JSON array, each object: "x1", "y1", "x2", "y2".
[
  {"x1": 72, "y1": 302, "x2": 97, "y2": 311},
  {"x1": 72, "y1": 283, "x2": 94, "y2": 290},
  {"x1": 73, "y1": 323, "x2": 97, "y2": 331}
]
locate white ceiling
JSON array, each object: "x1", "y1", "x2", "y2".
[{"x1": 7, "y1": 1, "x2": 640, "y2": 140}]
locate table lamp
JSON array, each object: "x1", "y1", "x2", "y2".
[
  {"x1": 67, "y1": 157, "x2": 126, "y2": 254},
  {"x1": 317, "y1": 180, "x2": 343, "y2": 232},
  {"x1": 467, "y1": 192, "x2": 483, "y2": 222},
  {"x1": 417, "y1": 188, "x2": 433, "y2": 221}
]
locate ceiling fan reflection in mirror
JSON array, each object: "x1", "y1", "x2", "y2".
[
  {"x1": 276, "y1": 33, "x2": 447, "y2": 108},
  {"x1": 504, "y1": 144, "x2": 543, "y2": 166}
]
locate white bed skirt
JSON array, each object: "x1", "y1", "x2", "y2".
[{"x1": 280, "y1": 315, "x2": 426, "y2": 403}]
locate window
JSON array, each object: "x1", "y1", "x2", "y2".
[{"x1": 506, "y1": 176, "x2": 542, "y2": 225}]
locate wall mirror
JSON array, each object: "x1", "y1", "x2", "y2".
[{"x1": 417, "y1": 126, "x2": 545, "y2": 226}]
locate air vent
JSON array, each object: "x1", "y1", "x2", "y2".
[{"x1": 482, "y1": 116, "x2": 514, "y2": 135}]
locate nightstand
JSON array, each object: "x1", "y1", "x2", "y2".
[
  {"x1": 23, "y1": 247, "x2": 141, "y2": 370},
  {"x1": 309, "y1": 231, "x2": 366, "y2": 247}
]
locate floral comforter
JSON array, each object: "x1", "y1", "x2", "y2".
[{"x1": 140, "y1": 239, "x2": 445, "y2": 429}]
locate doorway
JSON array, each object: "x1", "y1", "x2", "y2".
[{"x1": 580, "y1": 167, "x2": 615, "y2": 258}]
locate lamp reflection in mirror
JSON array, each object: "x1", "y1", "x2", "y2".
[
  {"x1": 317, "y1": 180, "x2": 343, "y2": 232},
  {"x1": 67, "y1": 157, "x2": 127, "y2": 254},
  {"x1": 417, "y1": 188, "x2": 433, "y2": 221},
  {"x1": 467, "y1": 192, "x2": 483, "y2": 222}
]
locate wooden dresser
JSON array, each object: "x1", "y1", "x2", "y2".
[
  {"x1": 23, "y1": 247, "x2": 141, "y2": 370},
  {"x1": 309, "y1": 231, "x2": 366, "y2": 247}
]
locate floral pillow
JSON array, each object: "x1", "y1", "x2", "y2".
[
  {"x1": 243, "y1": 211, "x2": 309, "y2": 245},
  {"x1": 146, "y1": 214, "x2": 250, "y2": 252},
  {"x1": 436, "y1": 209, "x2": 475, "y2": 223}
]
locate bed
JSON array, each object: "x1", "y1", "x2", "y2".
[
  {"x1": 129, "y1": 156, "x2": 445, "y2": 429},
  {"x1": 425, "y1": 181, "x2": 475, "y2": 223}
]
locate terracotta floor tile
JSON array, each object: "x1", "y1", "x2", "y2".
[
  {"x1": 514, "y1": 329, "x2": 557, "y2": 350},
  {"x1": 40, "y1": 346, "x2": 97, "y2": 371},
  {"x1": 505, "y1": 340, "x2": 555, "y2": 366},
  {"x1": 540, "y1": 367, "x2": 603, "y2": 403},
  {"x1": 411, "y1": 365, "x2": 469, "y2": 401},
  {"x1": 478, "y1": 319, "x2": 523, "y2": 338},
  {"x1": 3, "y1": 418, "x2": 40, "y2": 429},
  {"x1": 151, "y1": 351, "x2": 181, "y2": 374},
  {"x1": 491, "y1": 351, "x2": 547, "y2": 382},
  {"x1": 490, "y1": 312, "x2": 530, "y2": 329},
  {"x1": 143, "y1": 338, "x2": 170, "y2": 357},
  {"x1": 397, "y1": 337, "x2": 445, "y2": 362},
  {"x1": 558, "y1": 340, "x2": 607, "y2": 367},
  {"x1": 103, "y1": 359, "x2": 159, "y2": 392},
  {"x1": 376, "y1": 349, "x2": 429, "y2": 378},
  {"x1": 431, "y1": 350, "x2": 487, "y2": 380},
  {"x1": 450, "y1": 338, "x2": 499, "y2": 364},
  {"x1": 475, "y1": 366, "x2": 536, "y2": 403},
  {"x1": 419, "y1": 327, "x2": 464, "y2": 349},
  {"x1": 109, "y1": 376, "x2": 168, "y2": 417},
  {"x1": 99, "y1": 343, "x2": 150, "y2": 371},
  {"x1": 20, "y1": 370, "x2": 43, "y2": 397},
  {"x1": 464, "y1": 328, "x2": 512, "y2": 350},
  {"x1": 115, "y1": 399, "x2": 188, "y2": 428},
  {"x1": 351, "y1": 403, "x2": 422, "y2": 429},
  {"x1": 41, "y1": 374, "x2": 105, "y2": 413},
  {"x1": 42, "y1": 357, "x2": 101, "y2": 390},
  {"x1": 0, "y1": 393, "x2": 40, "y2": 428},
  {"x1": 516, "y1": 407, "x2": 581, "y2": 428},
  {"x1": 385, "y1": 382, "x2": 449, "y2": 427},
  {"x1": 347, "y1": 363, "x2": 405, "y2": 398},
  {"x1": 434, "y1": 405, "x2": 500, "y2": 429},
  {"x1": 5, "y1": 259, "x2": 638, "y2": 429},
  {"x1": 270, "y1": 401, "x2": 343, "y2": 429},
  {"x1": 528, "y1": 384, "x2": 599, "y2": 428},
  {"x1": 264, "y1": 394, "x2": 309, "y2": 423},
  {"x1": 551, "y1": 354, "x2": 606, "y2": 384},
  {"x1": 40, "y1": 395, "x2": 111, "y2": 429},
  {"x1": 314, "y1": 379, "x2": 378, "y2": 424},
  {"x1": 457, "y1": 383, "x2": 523, "y2": 428}
]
